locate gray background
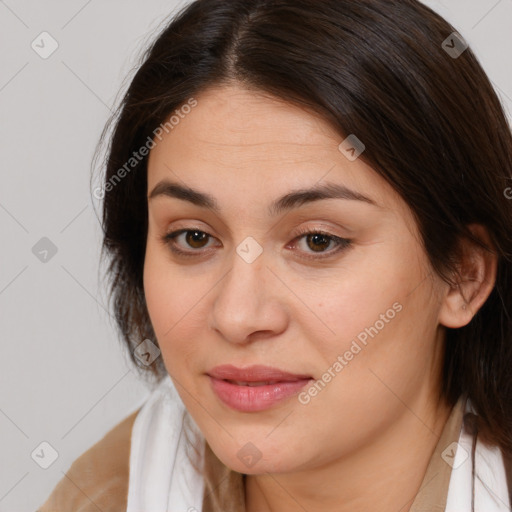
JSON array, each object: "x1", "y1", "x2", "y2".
[{"x1": 0, "y1": 0, "x2": 511, "y2": 510}]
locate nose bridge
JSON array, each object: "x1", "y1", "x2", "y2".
[
  {"x1": 217, "y1": 243, "x2": 267, "y2": 314},
  {"x1": 222, "y1": 234, "x2": 267, "y2": 295}
]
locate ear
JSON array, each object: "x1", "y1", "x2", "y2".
[{"x1": 438, "y1": 224, "x2": 498, "y2": 329}]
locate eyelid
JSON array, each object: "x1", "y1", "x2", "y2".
[
  {"x1": 288, "y1": 226, "x2": 352, "y2": 260},
  {"x1": 161, "y1": 224, "x2": 352, "y2": 260}
]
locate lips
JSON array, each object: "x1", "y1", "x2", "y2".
[
  {"x1": 207, "y1": 364, "x2": 313, "y2": 412},
  {"x1": 227, "y1": 380, "x2": 282, "y2": 386},
  {"x1": 208, "y1": 364, "x2": 312, "y2": 382}
]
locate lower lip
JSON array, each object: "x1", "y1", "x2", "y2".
[{"x1": 208, "y1": 376, "x2": 313, "y2": 412}]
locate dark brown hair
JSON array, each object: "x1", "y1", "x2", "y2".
[{"x1": 93, "y1": 0, "x2": 512, "y2": 458}]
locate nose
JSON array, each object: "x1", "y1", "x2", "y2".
[{"x1": 209, "y1": 247, "x2": 289, "y2": 345}]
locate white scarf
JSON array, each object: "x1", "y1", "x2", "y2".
[
  {"x1": 126, "y1": 374, "x2": 510, "y2": 512},
  {"x1": 445, "y1": 399, "x2": 510, "y2": 512}
]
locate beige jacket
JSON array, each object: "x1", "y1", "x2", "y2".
[{"x1": 39, "y1": 398, "x2": 512, "y2": 511}]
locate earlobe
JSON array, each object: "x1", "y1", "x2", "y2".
[{"x1": 438, "y1": 224, "x2": 498, "y2": 329}]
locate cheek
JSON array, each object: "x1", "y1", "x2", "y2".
[
  {"x1": 307, "y1": 240, "x2": 435, "y2": 391},
  {"x1": 308, "y1": 248, "x2": 415, "y2": 353},
  {"x1": 143, "y1": 247, "x2": 171, "y2": 332},
  {"x1": 143, "y1": 246, "x2": 208, "y2": 374},
  {"x1": 315, "y1": 288, "x2": 440, "y2": 423}
]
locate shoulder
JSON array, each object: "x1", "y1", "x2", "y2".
[{"x1": 38, "y1": 408, "x2": 140, "y2": 512}]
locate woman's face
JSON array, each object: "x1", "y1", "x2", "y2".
[{"x1": 144, "y1": 83, "x2": 448, "y2": 474}]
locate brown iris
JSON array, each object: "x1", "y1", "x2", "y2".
[
  {"x1": 185, "y1": 230, "x2": 209, "y2": 249},
  {"x1": 305, "y1": 233, "x2": 331, "y2": 252}
]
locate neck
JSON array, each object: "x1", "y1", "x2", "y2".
[{"x1": 245, "y1": 393, "x2": 453, "y2": 512}]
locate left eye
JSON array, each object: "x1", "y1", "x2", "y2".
[
  {"x1": 288, "y1": 229, "x2": 352, "y2": 259},
  {"x1": 161, "y1": 228, "x2": 351, "y2": 259},
  {"x1": 294, "y1": 232, "x2": 341, "y2": 252}
]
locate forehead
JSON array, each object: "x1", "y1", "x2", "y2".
[{"x1": 146, "y1": 84, "x2": 402, "y2": 215}]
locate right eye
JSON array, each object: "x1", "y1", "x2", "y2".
[{"x1": 161, "y1": 228, "x2": 218, "y2": 257}]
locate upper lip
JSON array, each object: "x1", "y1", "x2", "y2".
[{"x1": 207, "y1": 364, "x2": 312, "y2": 382}]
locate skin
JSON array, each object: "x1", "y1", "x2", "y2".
[{"x1": 143, "y1": 83, "x2": 497, "y2": 512}]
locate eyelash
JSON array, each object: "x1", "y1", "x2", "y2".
[{"x1": 160, "y1": 226, "x2": 352, "y2": 261}]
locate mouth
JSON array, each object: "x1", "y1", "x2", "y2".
[
  {"x1": 223, "y1": 380, "x2": 286, "y2": 386},
  {"x1": 207, "y1": 364, "x2": 312, "y2": 382},
  {"x1": 207, "y1": 364, "x2": 314, "y2": 412}
]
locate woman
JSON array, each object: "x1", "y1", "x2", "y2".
[{"x1": 39, "y1": 0, "x2": 512, "y2": 511}]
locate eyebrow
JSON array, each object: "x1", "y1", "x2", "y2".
[{"x1": 148, "y1": 180, "x2": 380, "y2": 216}]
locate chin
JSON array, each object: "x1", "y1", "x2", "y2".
[
  {"x1": 208, "y1": 436, "x2": 301, "y2": 475},
  {"x1": 224, "y1": 454, "x2": 296, "y2": 475}
]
